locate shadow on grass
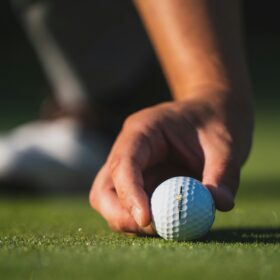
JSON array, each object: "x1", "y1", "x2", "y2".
[{"x1": 201, "y1": 227, "x2": 280, "y2": 244}]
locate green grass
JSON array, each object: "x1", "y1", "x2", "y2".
[
  {"x1": 0, "y1": 198, "x2": 280, "y2": 280},
  {"x1": 0, "y1": 111, "x2": 280, "y2": 279}
]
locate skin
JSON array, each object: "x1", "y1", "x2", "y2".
[{"x1": 89, "y1": 0, "x2": 254, "y2": 235}]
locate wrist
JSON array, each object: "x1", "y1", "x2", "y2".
[{"x1": 176, "y1": 84, "x2": 253, "y2": 116}]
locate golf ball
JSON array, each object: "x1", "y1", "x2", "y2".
[{"x1": 151, "y1": 176, "x2": 215, "y2": 241}]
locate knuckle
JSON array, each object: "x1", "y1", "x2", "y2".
[
  {"x1": 89, "y1": 165, "x2": 109, "y2": 211},
  {"x1": 108, "y1": 156, "x2": 121, "y2": 176},
  {"x1": 123, "y1": 113, "x2": 141, "y2": 131},
  {"x1": 89, "y1": 186, "x2": 99, "y2": 211},
  {"x1": 123, "y1": 109, "x2": 155, "y2": 132}
]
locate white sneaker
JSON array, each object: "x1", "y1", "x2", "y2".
[{"x1": 0, "y1": 118, "x2": 112, "y2": 193}]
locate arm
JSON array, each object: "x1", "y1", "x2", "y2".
[{"x1": 134, "y1": 0, "x2": 252, "y2": 103}]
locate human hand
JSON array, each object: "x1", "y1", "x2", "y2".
[{"x1": 89, "y1": 94, "x2": 253, "y2": 234}]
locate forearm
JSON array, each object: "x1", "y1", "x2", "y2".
[{"x1": 134, "y1": 0, "x2": 252, "y2": 104}]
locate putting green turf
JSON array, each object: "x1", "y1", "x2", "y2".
[{"x1": 0, "y1": 111, "x2": 280, "y2": 280}]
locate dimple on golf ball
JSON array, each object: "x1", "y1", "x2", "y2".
[{"x1": 151, "y1": 176, "x2": 215, "y2": 241}]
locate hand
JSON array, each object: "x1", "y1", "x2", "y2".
[{"x1": 89, "y1": 94, "x2": 253, "y2": 234}]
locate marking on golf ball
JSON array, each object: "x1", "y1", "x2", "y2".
[
  {"x1": 151, "y1": 176, "x2": 215, "y2": 241},
  {"x1": 176, "y1": 185, "x2": 183, "y2": 220}
]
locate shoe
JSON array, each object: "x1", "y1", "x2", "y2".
[{"x1": 0, "y1": 118, "x2": 112, "y2": 194}]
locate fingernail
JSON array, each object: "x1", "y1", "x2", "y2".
[{"x1": 132, "y1": 206, "x2": 143, "y2": 227}]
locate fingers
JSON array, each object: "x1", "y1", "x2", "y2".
[
  {"x1": 90, "y1": 110, "x2": 167, "y2": 233},
  {"x1": 107, "y1": 129, "x2": 155, "y2": 227},
  {"x1": 109, "y1": 157, "x2": 150, "y2": 227},
  {"x1": 202, "y1": 150, "x2": 240, "y2": 211},
  {"x1": 90, "y1": 166, "x2": 155, "y2": 235}
]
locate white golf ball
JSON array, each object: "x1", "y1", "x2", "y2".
[{"x1": 151, "y1": 176, "x2": 215, "y2": 241}]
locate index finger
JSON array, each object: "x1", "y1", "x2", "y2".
[{"x1": 107, "y1": 129, "x2": 153, "y2": 227}]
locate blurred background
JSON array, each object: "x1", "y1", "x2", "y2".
[{"x1": 0, "y1": 0, "x2": 279, "y2": 196}]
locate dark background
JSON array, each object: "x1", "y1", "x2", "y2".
[{"x1": 0, "y1": 0, "x2": 279, "y2": 130}]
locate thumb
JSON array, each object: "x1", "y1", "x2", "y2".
[{"x1": 202, "y1": 152, "x2": 240, "y2": 211}]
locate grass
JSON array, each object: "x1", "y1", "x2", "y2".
[
  {"x1": 0, "y1": 199, "x2": 280, "y2": 280},
  {"x1": 0, "y1": 198, "x2": 280, "y2": 280},
  {"x1": 0, "y1": 110, "x2": 280, "y2": 280}
]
